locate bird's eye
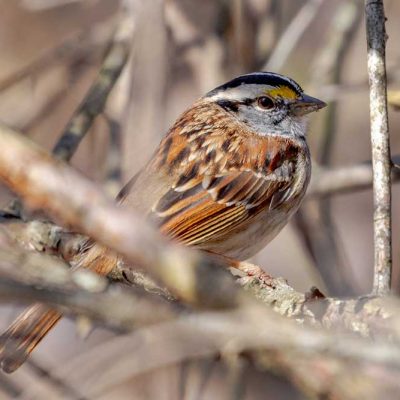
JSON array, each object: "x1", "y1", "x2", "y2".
[{"x1": 257, "y1": 96, "x2": 274, "y2": 110}]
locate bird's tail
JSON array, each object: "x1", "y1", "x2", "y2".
[
  {"x1": 0, "y1": 304, "x2": 61, "y2": 373},
  {"x1": 0, "y1": 243, "x2": 118, "y2": 373}
]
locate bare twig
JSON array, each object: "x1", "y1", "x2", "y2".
[
  {"x1": 26, "y1": 359, "x2": 87, "y2": 400},
  {"x1": 52, "y1": 15, "x2": 133, "y2": 162},
  {"x1": 0, "y1": 273, "x2": 174, "y2": 333},
  {"x1": 0, "y1": 218, "x2": 85, "y2": 262},
  {"x1": 2, "y1": 215, "x2": 400, "y2": 345},
  {"x1": 308, "y1": 156, "x2": 400, "y2": 198},
  {"x1": 263, "y1": 0, "x2": 324, "y2": 71},
  {"x1": 365, "y1": 0, "x2": 392, "y2": 294},
  {"x1": 0, "y1": 227, "x2": 175, "y2": 329}
]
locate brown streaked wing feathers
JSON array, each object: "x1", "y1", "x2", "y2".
[
  {"x1": 154, "y1": 170, "x2": 290, "y2": 247},
  {"x1": 0, "y1": 243, "x2": 117, "y2": 373},
  {"x1": 147, "y1": 101, "x2": 299, "y2": 247}
]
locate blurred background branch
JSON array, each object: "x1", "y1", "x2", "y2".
[
  {"x1": 263, "y1": 0, "x2": 324, "y2": 71},
  {"x1": 293, "y1": 0, "x2": 363, "y2": 297},
  {"x1": 52, "y1": 12, "x2": 133, "y2": 162}
]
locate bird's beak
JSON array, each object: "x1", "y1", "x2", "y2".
[{"x1": 290, "y1": 94, "x2": 327, "y2": 116}]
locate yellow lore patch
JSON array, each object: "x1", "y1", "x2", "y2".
[{"x1": 266, "y1": 86, "x2": 298, "y2": 100}]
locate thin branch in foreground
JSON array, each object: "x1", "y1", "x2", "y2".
[
  {"x1": 298, "y1": 0, "x2": 362, "y2": 296},
  {"x1": 365, "y1": 0, "x2": 392, "y2": 294},
  {"x1": 1, "y1": 230, "x2": 400, "y2": 400},
  {"x1": 52, "y1": 15, "x2": 133, "y2": 162}
]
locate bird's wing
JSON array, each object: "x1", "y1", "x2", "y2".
[
  {"x1": 148, "y1": 134, "x2": 299, "y2": 247},
  {"x1": 153, "y1": 170, "x2": 292, "y2": 246},
  {"x1": 119, "y1": 101, "x2": 305, "y2": 248}
]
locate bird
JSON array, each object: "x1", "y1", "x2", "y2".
[{"x1": 0, "y1": 72, "x2": 326, "y2": 372}]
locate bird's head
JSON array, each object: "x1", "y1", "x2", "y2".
[{"x1": 205, "y1": 72, "x2": 326, "y2": 138}]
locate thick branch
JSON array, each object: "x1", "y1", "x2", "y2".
[
  {"x1": 0, "y1": 233, "x2": 174, "y2": 330},
  {"x1": 1, "y1": 233, "x2": 400, "y2": 400},
  {"x1": 0, "y1": 123, "x2": 241, "y2": 308},
  {"x1": 239, "y1": 270, "x2": 400, "y2": 342},
  {"x1": 365, "y1": 0, "x2": 392, "y2": 294},
  {"x1": 3, "y1": 218, "x2": 400, "y2": 343}
]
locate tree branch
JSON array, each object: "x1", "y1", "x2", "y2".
[
  {"x1": 0, "y1": 123, "x2": 242, "y2": 309},
  {"x1": 52, "y1": 14, "x2": 133, "y2": 161},
  {"x1": 365, "y1": 0, "x2": 392, "y2": 294},
  {"x1": 2, "y1": 215, "x2": 400, "y2": 345},
  {"x1": 307, "y1": 155, "x2": 400, "y2": 198},
  {"x1": 0, "y1": 231, "x2": 175, "y2": 330},
  {"x1": 1, "y1": 228, "x2": 400, "y2": 399},
  {"x1": 53, "y1": 305, "x2": 400, "y2": 400},
  {"x1": 263, "y1": 0, "x2": 323, "y2": 71}
]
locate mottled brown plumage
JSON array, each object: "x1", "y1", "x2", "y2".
[
  {"x1": 0, "y1": 72, "x2": 325, "y2": 372},
  {"x1": 124, "y1": 100, "x2": 311, "y2": 259}
]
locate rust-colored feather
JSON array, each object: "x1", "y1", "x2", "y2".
[
  {"x1": 149, "y1": 101, "x2": 303, "y2": 250},
  {"x1": 0, "y1": 305, "x2": 61, "y2": 373},
  {"x1": 0, "y1": 243, "x2": 117, "y2": 372}
]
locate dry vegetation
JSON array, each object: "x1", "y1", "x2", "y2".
[{"x1": 0, "y1": 0, "x2": 399, "y2": 399}]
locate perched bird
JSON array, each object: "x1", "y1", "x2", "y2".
[{"x1": 0, "y1": 72, "x2": 325, "y2": 372}]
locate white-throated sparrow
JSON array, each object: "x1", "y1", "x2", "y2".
[{"x1": 0, "y1": 72, "x2": 326, "y2": 372}]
